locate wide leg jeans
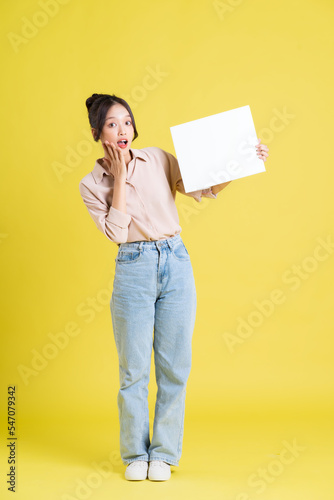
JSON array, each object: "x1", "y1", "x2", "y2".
[{"x1": 110, "y1": 234, "x2": 197, "y2": 466}]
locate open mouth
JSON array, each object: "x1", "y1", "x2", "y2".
[{"x1": 117, "y1": 139, "x2": 128, "y2": 148}]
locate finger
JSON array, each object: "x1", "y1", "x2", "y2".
[
  {"x1": 116, "y1": 148, "x2": 122, "y2": 162},
  {"x1": 118, "y1": 151, "x2": 126, "y2": 168},
  {"x1": 106, "y1": 142, "x2": 117, "y2": 160},
  {"x1": 256, "y1": 147, "x2": 269, "y2": 155},
  {"x1": 111, "y1": 142, "x2": 121, "y2": 154},
  {"x1": 115, "y1": 144, "x2": 124, "y2": 159},
  {"x1": 256, "y1": 143, "x2": 269, "y2": 151},
  {"x1": 103, "y1": 141, "x2": 113, "y2": 159}
]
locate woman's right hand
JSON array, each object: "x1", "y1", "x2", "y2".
[{"x1": 101, "y1": 141, "x2": 127, "y2": 180}]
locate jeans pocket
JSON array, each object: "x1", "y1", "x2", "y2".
[
  {"x1": 172, "y1": 241, "x2": 190, "y2": 261},
  {"x1": 116, "y1": 248, "x2": 142, "y2": 264}
]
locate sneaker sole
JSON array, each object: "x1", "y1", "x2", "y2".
[{"x1": 148, "y1": 471, "x2": 171, "y2": 481}]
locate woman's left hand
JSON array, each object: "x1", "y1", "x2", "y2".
[{"x1": 255, "y1": 138, "x2": 269, "y2": 161}]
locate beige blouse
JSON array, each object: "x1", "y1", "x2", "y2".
[{"x1": 79, "y1": 146, "x2": 217, "y2": 245}]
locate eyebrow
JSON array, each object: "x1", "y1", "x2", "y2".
[{"x1": 105, "y1": 114, "x2": 131, "y2": 122}]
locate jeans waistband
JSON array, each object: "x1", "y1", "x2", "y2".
[{"x1": 117, "y1": 233, "x2": 182, "y2": 251}]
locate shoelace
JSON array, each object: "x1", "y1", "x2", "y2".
[
  {"x1": 128, "y1": 461, "x2": 147, "y2": 468},
  {"x1": 150, "y1": 461, "x2": 169, "y2": 468}
]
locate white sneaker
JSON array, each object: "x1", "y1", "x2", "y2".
[
  {"x1": 125, "y1": 460, "x2": 148, "y2": 480},
  {"x1": 148, "y1": 460, "x2": 171, "y2": 481}
]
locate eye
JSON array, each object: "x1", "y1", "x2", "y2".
[
  {"x1": 126, "y1": 120, "x2": 132, "y2": 126},
  {"x1": 108, "y1": 122, "x2": 116, "y2": 127}
]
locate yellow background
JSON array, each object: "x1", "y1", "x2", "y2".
[{"x1": 1, "y1": 0, "x2": 333, "y2": 498}]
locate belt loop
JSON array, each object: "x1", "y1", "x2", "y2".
[
  {"x1": 167, "y1": 238, "x2": 173, "y2": 251},
  {"x1": 139, "y1": 241, "x2": 143, "y2": 250}
]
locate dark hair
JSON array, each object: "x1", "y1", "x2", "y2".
[{"x1": 85, "y1": 93, "x2": 138, "y2": 143}]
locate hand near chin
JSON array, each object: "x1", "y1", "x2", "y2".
[{"x1": 100, "y1": 141, "x2": 127, "y2": 180}]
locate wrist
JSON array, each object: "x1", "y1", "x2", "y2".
[{"x1": 114, "y1": 175, "x2": 127, "y2": 184}]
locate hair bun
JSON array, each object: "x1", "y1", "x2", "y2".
[{"x1": 85, "y1": 93, "x2": 101, "y2": 112}]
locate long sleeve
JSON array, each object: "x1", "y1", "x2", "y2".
[
  {"x1": 165, "y1": 150, "x2": 217, "y2": 203},
  {"x1": 79, "y1": 181, "x2": 131, "y2": 244}
]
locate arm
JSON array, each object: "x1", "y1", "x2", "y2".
[
  {"x1": 211, "y1": 181, "x2": 232, "y2": 195},
  {"x1": 166, "y1": 150, "x2": 218, "y2": 203},
  {"x1": 166, "y1": 138, "x2": 269, "y2": 199},
  {"x1": 112, "y1": 177, "x2": 127, "y2": 213},
  {"x1": 102, "y1": 141, "x2": 128, "y2": 214},
  {"x1": 79, "y1": 181, "x2": 131, "y2": 244}
]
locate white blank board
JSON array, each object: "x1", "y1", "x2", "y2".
[{"x1": 170, "y1": 105, "x2": 266, "y2": 193}]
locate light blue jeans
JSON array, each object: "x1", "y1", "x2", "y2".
[{"x1": 110, "y1": 234, "x2": 197, "y2": 466}]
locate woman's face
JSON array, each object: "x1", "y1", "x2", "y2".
[{"x1": 95, "y1": 103, "x2": 134, "y2": 154}]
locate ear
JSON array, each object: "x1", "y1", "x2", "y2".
[{"x1": 91, "y1": 128, "x2": 97, "y2": 141}]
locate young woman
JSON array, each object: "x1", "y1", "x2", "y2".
[{"x1": 79, "y1": 93, "x2": 269, "y2": 482}]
